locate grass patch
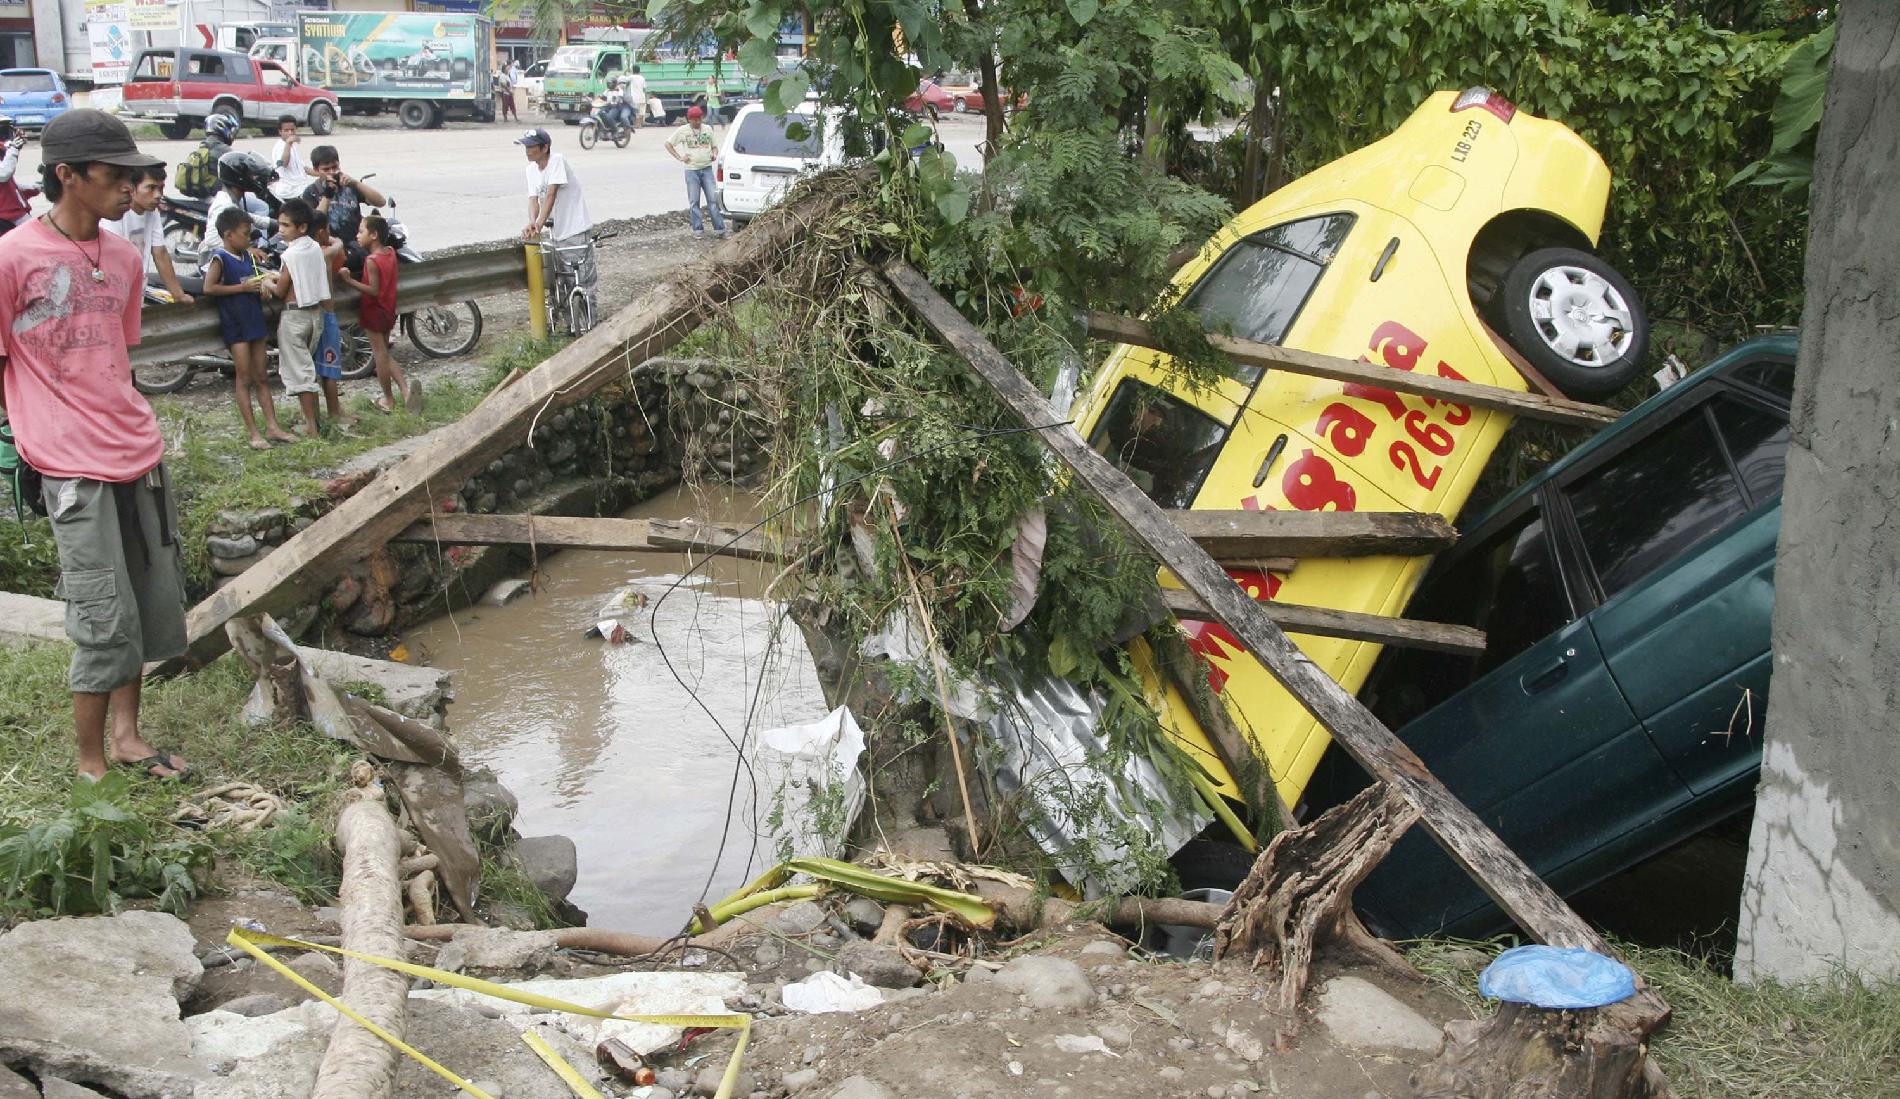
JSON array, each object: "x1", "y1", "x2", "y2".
[
  {"x1": 0, "y1": 642, "x2": 354, "y2": 911},
  {"x1": 150, "y1": 378, "x2": 485, "y2": 586},
  {"x1": 477, "y1": 852, "x2": 558, "y2": 929},
  {"x1": 0, "y1": 516, "x2": 59, "y2": 597},
  {"x1": 1408, "y1": 938, "x2": 1900, "y2": 1099}
]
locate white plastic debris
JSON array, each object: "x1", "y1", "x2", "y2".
[
  {"x1": 752, "y1": 706, "x2": 867, "y2": 860},
  {"x1": 780, "y1": 970, "x2": 884, "y2": 1014}
]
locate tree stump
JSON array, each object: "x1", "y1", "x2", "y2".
[
  {"x1": 1412, "y1": 996, "x2": 1674, "y2": 1099},
  {"x1": 1213, "y1": 781, "x2": 1421, "y2": 1047}
]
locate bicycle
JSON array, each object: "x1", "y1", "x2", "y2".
[{"x1": 536, "y1": 230, "x2": 615, "y2": 337}]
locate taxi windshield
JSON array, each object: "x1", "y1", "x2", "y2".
[{"x1": 1185, "y1": 213, "x2": 1354, "y2": 384}]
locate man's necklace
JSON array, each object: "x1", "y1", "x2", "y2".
[{"x1": 41, "y1": 213, "x2": 106, "y2": 283}]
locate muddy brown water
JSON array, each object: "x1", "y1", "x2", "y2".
[{"x1": 404, "y1": 485, "x2": 832, "y2": 935}]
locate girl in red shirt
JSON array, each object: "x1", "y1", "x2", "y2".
[{"x1": 342, "y1": 214, "x2": 413, "y2": 412}]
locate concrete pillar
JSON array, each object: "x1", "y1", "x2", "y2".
[
  {"x1": 29, "y1": 0, "x2": 63, "y2": 77},
  {"x1": 1734, "y1": 5, "x2": 1900, "y2": 983}
]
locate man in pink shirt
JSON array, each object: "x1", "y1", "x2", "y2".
[{"x1": 0, "y1": 110, "x2": 188, "y2": 780}]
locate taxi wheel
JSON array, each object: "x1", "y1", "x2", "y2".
[{"x1": 1496, "y1": 247, "x2": 1648, "y2": 401}]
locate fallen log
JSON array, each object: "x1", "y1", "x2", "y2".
[
  {"x1": 1214, "y1": 782, "x2": 1422, "y2": 1048},
  {"x1": 972, "y1": 881, "x2": 1222, "y2": 933},
  {"x1": 165, "y1": 174, "x2": 870, "y2": 671},
  {"x1": 312, "y1": 791, "x2": 408, "y2": 1099}
]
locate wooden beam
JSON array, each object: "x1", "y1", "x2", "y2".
[
  {"x1": 1161, "y1": 588, "x2": 1484, "y2": 656},
  {"x1": 884, "y1": 261, "x2": 1637, "y2": 961},
  {"x1": 164, "y1": 178, "x2": 869, "y2": 671},
  {"x1": 1085, "y1": 311, "x2": 1618, "y2": 428},
  {"x1": 1169, "y1": 509, "x2": 1455, "y2": 559},
  {"x1": 391, "y1": 513, "x2": 782, "y2": 562}
]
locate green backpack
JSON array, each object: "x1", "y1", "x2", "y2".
[
  {"x1": 174, "y1": 142, "x2": 220, "y2": 199},
  {"x1": 0, "y1": 420, "x2": 45, "y2": 520}
]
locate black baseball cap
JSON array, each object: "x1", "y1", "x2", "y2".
[
  {"x1": 41, "y1": 109, "x2": 163, "y2": 168},
  {"x1": 514, "y1": 127, "x2": 551, "y2": 147}
]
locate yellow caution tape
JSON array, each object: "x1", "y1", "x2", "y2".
[{"x1": 225, "y1": 927, "x2": 751, "y2": 1099}]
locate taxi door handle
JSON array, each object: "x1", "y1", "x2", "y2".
[{"x1": 1521, "y1": 647, "x2": 1577, "y2": 695}]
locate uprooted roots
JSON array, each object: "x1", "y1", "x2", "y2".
[{"x1": 1213, "y1": 781, "x2": 1422, "y2": 1047}]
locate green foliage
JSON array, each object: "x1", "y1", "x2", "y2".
[
  {"x1": 1730, "y1": 21, "x2": 1834, "y2": 194},
  {"x1": 1239, "y1": 0, "x2": 1820, "y2": 343},
  {"x1": 0, "y1": 517, "x2": 59, "y2": 598},
  {"x1": 0, "y1": 772, "x2": 210, "y2": 917},
  {"x1": 232, "y1": 809, "x2": 339, "y2": 906}
]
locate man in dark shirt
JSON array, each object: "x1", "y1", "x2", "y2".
[{"x1": 301, "y1": 144, "x2": 387, "y2": 273}]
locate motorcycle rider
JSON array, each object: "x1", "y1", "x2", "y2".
[
  {"x1": 0, "y1": 116, "x2": 39, "y2": 235},
  {"x1": 602, "y1": 74, "x2": 633, "y2": 137},
  {"x1": 206, "y1": 151, "x2": 277, "y2": 245}
]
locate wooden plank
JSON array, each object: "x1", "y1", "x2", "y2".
[
  {"x1": 1160, "y1": 588, "x2": 1484, "y2": 656},
  {"x1": 1477, "y1": 316, "x2": 1568, "y2": 400},
  {"x1": 392, "y1": 512, "x2": 782, "y2": 562},
  {"x1": 164, "y1": 178, "x2": 868, "y2": 670},
  {"x1": 1085, "y1": 310, "x2": 1618, "y2": 428},
  {"x1": 887, "y1": 261, "x2": 1623, "y2": 956},
  {"x1": 1169, "y1": 509, "x2": 1455, "y2": 559}
]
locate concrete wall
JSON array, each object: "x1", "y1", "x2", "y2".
[{"x1": 1734, "y1": 5, "x2": 1900, "y2": 984}]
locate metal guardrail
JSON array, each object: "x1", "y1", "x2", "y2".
[{"x1": 131, "y1": 244, "x2": 529, "y2": 368}]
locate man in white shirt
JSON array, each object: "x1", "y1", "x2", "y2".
[
  {"x1": 517, "y1": 127, "x2": 596, "y2": 323},
  {"x1": 103, "y1": 163, "x2": 193, "y2": 304},
  {"x1": 624, "y1": 66, "x2": 648, "y2": 130},
  {"x1": 269, "y1": 115, "x2": 311, "y2": 199}
]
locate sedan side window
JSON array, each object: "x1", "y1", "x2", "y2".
[
  {"x1": 1710, "y1": 395, "x2": 1791, "y2": 507},
  {"x1": 1566, "y1": 410, "x2": 1746, "y2": 601},
  {"x1": 1184, "y1": 214, "x2": 1354, "y2": 384},
  {"x1": 1364, "y1": 508, "x2": 1570, "y2": 729}
]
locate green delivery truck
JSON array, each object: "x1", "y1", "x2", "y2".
[
  {"x1": 541, "y1": 29, "x2": 753, "y2": 126},
  {"x1": 271, "y1": 11, "x2": 496, "y2": 129}
]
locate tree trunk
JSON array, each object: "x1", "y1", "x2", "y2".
[
  {"x1": 961, "y1": 0, "x2": 1007, "y2": 162},
  {"x1": 312, "y1": 792, "x2": 408, "y2": 1099},
  {"x1": 1734, "y1": 2, "x2": 1900, "y2": 985},
  {"x1": 1413, "y1": 1001, "x2": 1672, "y2": 1099},
  {"x1": 1240, "y1": 75, "x2": 1272, "y2": 206},
  {"x1": 1213, "y1": 781, "x2": 1421, "y2": 1048}
]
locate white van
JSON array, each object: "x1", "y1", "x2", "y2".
[{"x1": 718, "y1": 102, "x2": 847, "y2": 224}]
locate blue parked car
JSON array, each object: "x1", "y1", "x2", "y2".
[
  {"x1": 1303, "y1": 335, "x2": 1795, "y2": 940},
  {"x1": 0, "y1": 69, "x2": 71, "y2": 130}
]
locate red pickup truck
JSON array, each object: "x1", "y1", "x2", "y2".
[{"x1": 120, "y1": 47, "x2": 338, "y2": 139}]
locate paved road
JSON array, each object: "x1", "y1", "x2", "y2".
[{"x1": 12, "y1": 113, "x2": 989, "y2": 252}]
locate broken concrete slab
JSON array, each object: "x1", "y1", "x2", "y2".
[
  {"x1": 435, "y1": 926, "x2": 560, "y2": 974},
  {"x1": 40, "y1": 1079, "x2": 110, "y2": 1099},
  {"x1": 303, "y1": 647, "x2": 453, "y2": 722},
  {"x1": 0, "y1": 1066, "x2": 34, "y2": 1099},
  {"x1": 0, "y1": 911, "x2": 205, "y2": 1098},
  {"x1": 0, "y1": 590, "x2": 67, "y2": 647},
  {"x1": 1314, "y1": 975, "x2": 1444, "y2": 1052}
]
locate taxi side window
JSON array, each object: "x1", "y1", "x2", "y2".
[
  {"x1": 1086, "y1": 380, "x2": 1229, "y2": 509},
  {"x1": 1566, "y1": 409, "x2": 1746, "y2": 601},
  {"x1": 1364, "y1": 508, "x2": 1570, "y2": 729},
  {"x1": 1184, "y1": 214, "x2": 1354, "y2": 384}
]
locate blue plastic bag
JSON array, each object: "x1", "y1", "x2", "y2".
[
  {"x1": 1477, "y1": 945, "x2": 1636, "y2": 1009},
  {"x1": 315, "y1": 311, "x2": 344, "y2": 381}
]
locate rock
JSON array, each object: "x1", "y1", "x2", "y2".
[
  {"x1": 467, "y1": 1079, "x2": 504, "y2": 1099},
  {"x1": 827, "y1": 1076, "x2": 894, "y2": 1099},
  {"x1": 40, "y1": 1079, "x2": 108, "y2": 1098},
  {"x1": 1079, "y1": 940, "x2": 1127, "y2": 959},
  {"x1": 830, "y1": 942, "x2": 918, "y2": 989},
  {"x1": 0, "y1": 1065, "x2": 33, "y2": 1099},
  {"x1": 448, "y1": 927, "x2": 560, "y2": 973},
  {"x1": 1096, "y1": 1022, "x2": 1133, "y2": 1048},
  {"x1": 1159, "y1": 1067, "x2": 1185, "y2": 1082},
  {"x1": 0, "y1": 911, "x2": 203, "y2": 1098},
  {"x1": 656, "y1": 1068, "x2": 693, "y2": 1092},
  {"x1": 206, "y1": 533, "x2": 259, "y2": 559},
  {"x1": 464, "y1": 773, "x2": 520, "y2": 844},
  {"x1": 286, "y1": 951, "x2": 341, "y2": 995},
  {"x1": 482, "y1": 578, "x2": 534, "y2": 607},
  {"x1": 487, "y1": 901, "x2": 543, "y2": 931},
  {"x1": 995, "y1": 955, "x2": 1095, "y2": 1012},
  {"x1": 1314, "y1": 976, "x2": 1443, "y2": 1052},
  {"x1": 780, "y1": 1068, "x2": 819, "y2": 1093},
  {"x1": 208, "y1": 552, "x2": 261, "y2": 576},
  {"x1": 772, "y1": 900, "x2": 830, "y2": 936},
  {"x1": 752, "y1": 939, "x2": 785, "y2": 967},
  {"x1": 209, "y1": 507, "x2": 287, "y2": 539},
  {"x1": 215, "y1": 994, "x2": 295, "y2": 1018},
  {"x1": 325, "y1": 572, "x2": 362, "y2": 613},
  {"x1": 512, "y1": 835, "x2": 579, "y2": 901},
  {"x1": 841, "y1": 897, "x2": 885, "y2": 934},
  {"x1": 1222, "y1": 1022, "x2": 1265, "y2": 1062}
]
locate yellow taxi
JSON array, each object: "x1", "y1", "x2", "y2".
[{"x1": 1073, "y1": 87, "x2": 1647, "y2": 812}]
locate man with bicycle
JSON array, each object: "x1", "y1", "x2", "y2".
[{"x1": 516, "y1": 127, "x2": 595, "y2": 324}]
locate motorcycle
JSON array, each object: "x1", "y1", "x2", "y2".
[
  {"x1": 577, "y1": 94, "x2": 632, "y2": 151},
  {"x1": 133, "y1": 188, "x2": 484, "y2": 395}
]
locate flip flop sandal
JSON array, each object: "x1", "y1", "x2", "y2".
[{"x1": 118, "y1": 753, "x2": 189, "y2": 780}]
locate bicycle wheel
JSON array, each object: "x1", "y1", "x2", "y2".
[
  {"x1": 566, "y1": 287, "x2": 591, "y2": 336},
  {"x1": 403, "y1": 302, "x2": 485, "y2": 359},
  {"x1": 578, "y1": 120, "x2": 598, "y2": 150}
]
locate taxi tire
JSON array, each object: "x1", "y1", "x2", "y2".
[
  {"x1": 1171, "y1": 838, "x2": 1258, "y2": 892},
  {"x1": 1495, "y1": 247, "x2": 1648, "y2": 401}
]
